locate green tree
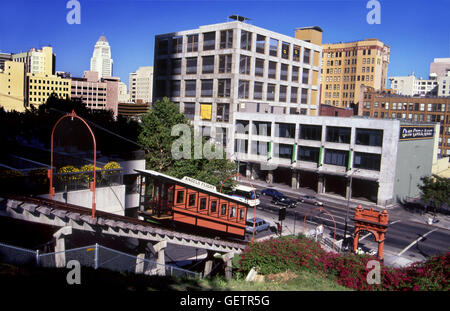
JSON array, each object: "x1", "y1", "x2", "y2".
[
  {"x1": 138, "y1": 97, "x2": 237, "y2": 193},
  {"x1": 418, "y1": 174, "x2": 450, "y2": 213}
]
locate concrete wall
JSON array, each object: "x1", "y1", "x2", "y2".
[
  {"x1": 393, "y1": 129, "x2": 437, "y2": 203},
  {"x1": 51, "y1": 185, "x2": 126, "y2": 216}
]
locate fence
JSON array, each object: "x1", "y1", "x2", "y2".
[
  {"x1": 53, "y1": 168, "x2": 123, "y2": 192},
  {"x1": 0, "y1": 242, "x2": 199, "y2": 279}
]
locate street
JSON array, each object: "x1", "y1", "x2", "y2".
[{"x1": 247, "y1": 185, "x2": 450, "y2": 266}]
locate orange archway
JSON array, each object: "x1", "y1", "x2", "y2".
[
  {"x1": 352, "y1": 205, "x2": 389, "y2": 260},
  {"x1": 48, "y1": 110, "x2": 97, "y2": 218}
]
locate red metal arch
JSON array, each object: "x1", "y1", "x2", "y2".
[
  {"x1": 303, "y1": 207, "x2": 337, "y2": 251},
  {"x1": 48, "y1": 110, "x2": 97, "y2": 218},
  {"x1": 219, "y1": 172, "x2": 258, "y2": 243}
]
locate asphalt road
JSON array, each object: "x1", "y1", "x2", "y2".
[{"x1": 251, "y1": 189, "x2": 450, "y2": 261}]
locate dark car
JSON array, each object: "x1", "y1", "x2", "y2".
[
  {"x1": 261, "y1": 188, "x2": 284, "y2": 198},
  {"x1": 272, "y1": 194, "x2": 297, "y2": 208},
  {"x1": 245, "y1": 218, "x2": 270, "y2": 234},
  {"x1": 299, "y1": 195, "x2": 323, "y2": 206}
]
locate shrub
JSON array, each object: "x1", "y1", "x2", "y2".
[{"x1": 238, "y1": 236, "x2": 450, "y2": 291}]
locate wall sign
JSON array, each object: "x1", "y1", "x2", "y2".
[{"x1": 399, "y1": 126, "x2": 434, "y2": 141}]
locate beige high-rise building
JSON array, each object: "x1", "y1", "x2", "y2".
[
  {"x1": 0, "y1": 61, "x2": 25, "y2": 112},
  {"x1": 129, "y1": 66, "x2": 153, "y2": 104},
  {"x1": 12, "y1": 46, "x2": 55, "y2": 76},
  {"x1": 317, "y1": 39, "x2": 390, "y2": 109}
]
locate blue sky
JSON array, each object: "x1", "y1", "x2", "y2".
[{"x1": 0, "y1": 0, "x2": 449, "y2": 86}]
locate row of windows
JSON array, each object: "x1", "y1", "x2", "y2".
[
  {"x1": 174, "y1": 190, "x2": 245, "y2": 221},
  {"x1": 235, "y1": 140, "x2": 381, "y2": 171},
  {"x1": 364, "y1": 102, "x2": 448, "y2": 112},
  {"x1": 155, "y1": 78, "x2": 310, "y2": 104},
  {"x1": 29, "y1": 79, "x2": 69, "y2": 85},
  {"x1": 157, "y1": 29, "x2": 313, "y2": 64},
  {"x1": 363, "y1": 111, "x2": 448, "y2": 124},
  {"x1": 155, "y1": 55, "x2": 312, "y2": 84},
  {"x1": 235, "y1": 121, "x2": 383, "y2": 147}
]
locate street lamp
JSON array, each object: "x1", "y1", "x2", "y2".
[{"x1": 342, "y1": 168, "x2": 360, "y2": 251}]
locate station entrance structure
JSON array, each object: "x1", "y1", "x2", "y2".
[{"x1": 352, "y1": 206, "x2": 389, "y2": 260}]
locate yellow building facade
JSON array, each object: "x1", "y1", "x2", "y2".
[
  {"x1": 320, "y1": 39, "x2": 390, "y2": 108},
  {"x1": 27, "y1": 73, "x2": 71, "y2": 108},
  {"x1": 0, "y1": 61, "x2": 25, "y2": 112},
  {"x1": 12, "y1": 46, "x2": 54, "y2": 76}
]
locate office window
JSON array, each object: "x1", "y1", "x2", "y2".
[
  {"x1": 355, "y1": 129, "x2": 383, "y2": 147},
  {"x1": 302, "y1": 68, "x2": 310, "y2": 84},
  {"x1": 235, "y1": 139, "x2": 248, "y2": 153},
  {"x1": 236, "y1": 120, "x2": 249, "y2": 134},
  {"x1": 238, "y1": 80, "x2": 249, "y2": 99},
  {"x1": 241, "y1": 30, "x2": 252, "y2": 51},
  {"x1": 201, "y1": 79, "x2": 213, "y2": 97},
  {"x1": 282, "y1": 42, "x2": 290, "y2": 60},
  {"x1": 251, "y1": 141, "x2": 269, "y2": 156},
  {"x1": 171, "y1": 58, "x2": 181, "y2": 75},
  {"x1": 353, "y1": 152, "x2": 381, "y2": 171},
  {"x1": 279, "y1": 85, "x2": 287, "y2": 102},
  {"x1": 220, "y1": 29, "x2": 233, "y2": 49},
  {"x1": 218, "y1": 79, "x2": 231, "y2": 98},
  {"x1": 156, "y1": 59, "x2": 167, "y2": 75},
  {"x1": 254, "y1": 81, "x2": 263, "y2": 100},
  {"x1": 186, "y1": 57, "x2": 197, "y2": 74},
  {"x1": 219, "y1": 54, "x2": 232, "y2": 73},
  {"x1": 292, "y1": 66, "x2": 299, "y2": 82},
  {"x1": 290, "y1": 87, "x2": 298, "y2": 103},
  {"x1": 170, "y1": 80, "x2": 180, "y2": 97},
  {"x1": 157, "y1": 39, "x2": 168, "y2": 55},
  {"x1": 171, "y1": 36, "x2": 183, "y2": 53},
  {"x1": 202, "y1": 56, "x2": 214, "y2": 74},
  {"x1": 303, "y1": 48, "x2": 311, "y2": 64},
  {"x1": 326, "y1": 126, "x2": 351, "y2": 144},
  {"x1": 239, "y1": 55, "x2": 251, "y2": 75},
  {"x1": 280, "y1": 64, "x2": 288, "y2": 81},
  {"x1": 276, "y1": 123, "x2": 295, "y2": 138},
  {"x1": 185, "y1": 80, "x2": 196, "y2": 97},
  {"x1": 187, "y1": 34, "x2": 198, "y2": 52},
  {"x1": 267, "y1": 84, "x2": 275, "y2": 101},
  {"x1": 298, "y1": 146, "x2": 320, "y2": 163},
  {"x1": 200, "y1": 105, "x2": 212, "y2": 121},
  {"x1": 268, "y1": 61, "x2": 277, "y2": 79},
  {"x1": 275, "y1": 143, "x2": 293, "y2": 159},
  {"x1": 299, "y1": 125, "x2": 321, "y2": 140},
  {"x1": 203, "y1": 32, "x2": 215, "y2": 50},
  {"x1": 252, "y1": 121, "x2": 271, "y2": 136},
  {"x1": 300, "y1": 88, "x2": 308, "y2": 104},
  {"x1": 184, "y1": 102, "x2": 195, "y2": 120},
  {"x1": 216, "y1": 103, "x2": 230, "y2": 122},
  {"x1": 269, "y1": 38, "x2": 278, "y2": 56},
  {"x1": 324, "y1": 149, "x2": 348, "y2": 167},
  {"x1": 255, "y1": 58, "x2": 264, "y2": 77},
  {"x1": 256, "y1": 34, "x2": 265, "y2": 54},
  {"x1": 293, "y1": 45, "x2": 300, "y2": 62}
]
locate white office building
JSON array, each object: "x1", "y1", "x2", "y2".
[
  {"x1": 389, "y1": 74, "x2": 438, "y2": 97},
  {"x1": 90, "y1": 35, "x2": 113, "y2": 79}
]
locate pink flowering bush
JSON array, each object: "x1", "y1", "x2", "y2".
[{"x1": 238, "y1": 236, "x2": 449, "y2": 291}]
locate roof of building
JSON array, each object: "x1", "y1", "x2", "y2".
[{"x1": 98, "y1": 35, "x2": 107, "y2": 42}]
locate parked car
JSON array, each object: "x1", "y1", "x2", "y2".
[
  {"x1": 299, "y1": 195, "x2": 323, "y2": 206},
  {"x1": 261, "y1": 188, "x2": 284, "y2": 198},
  {"x1": 245, "y1": 217, "x2": 270, "y2": 233},
  {"x1": 271, "y1": 195, "x2": 297, "y2": 208}
]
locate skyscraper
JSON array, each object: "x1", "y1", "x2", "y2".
[
  {"x1": 90, "y1": 35, "x2": 113, "y2": 79},
  {"x1": 129, "y1": 66, "x2": 153, "y2": 104}
]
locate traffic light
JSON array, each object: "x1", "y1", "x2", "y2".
[{"x1": 278, "y1": 207, "x2": 286, "y2": 221}]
